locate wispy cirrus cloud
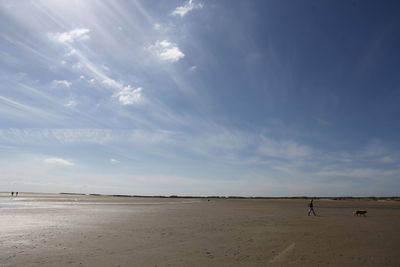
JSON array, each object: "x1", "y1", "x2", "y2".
[
  {"x1": 147, "y1": 40, "x2": 185, "y2": 63},
  {"x1": 0, "y1": 128, "x2": 174, "y2": 145},
  {"x1": 102, "y1": 78, "x2": 122, "y2": 88},
  {"x1": 48, "y1": 29, "x2": 143, "y2": 105},
  {"x1": 49, "y1": 28, "x2": 90, "y2": 43},
  {"x1": 172, "y1": 0, "x2": 203, "y2": 17},
  {"x1": 44, "y1": 157, "x2": 74, "y2": 166},
  {"x1": 379, "y1": 156, "x2": 396, "y2": 163},
  {"x1": 1, "y1": 126, "x2": 399, "y2": 196},
  {"x1": 52, "y1": 80, "x2": 72, "y2": 88},
  {"x1": 257, "y1": 136, "x2": 313, "y2": 159},
  {"x1": 0, "y1": 95, "x2": 60, "y2": 122}
]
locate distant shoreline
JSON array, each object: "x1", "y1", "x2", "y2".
[
  {"x1": 1, "y1": 192, "x2": 399, "y2": 200},
  {"x1": 57, "y1": 193, "x2": 400, "y2": 201}
]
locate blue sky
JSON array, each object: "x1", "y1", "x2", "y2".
[{"x1": 1, "y1": 0, "x2": 399, "y2": 196}]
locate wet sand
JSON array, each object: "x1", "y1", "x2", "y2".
[{"x1": 1, "y1": 193, "x2": 400, "y2": 266}]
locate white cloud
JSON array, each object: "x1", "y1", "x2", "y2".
[
  {"x1": 52, "y1": 80, "x2": 71, "y2": 87},
  {"x1": 49, "y1": 28, "x2": 90, "y2": 43},
  {"x1": 153, "y1": 23, "x2": 162, "y2": 31},
  {"x1": 110, "y1": 158, "x2": 120, "y2": 164},
  {"x1": 44, "y1": 157, "x2": 74, "y2": 166},
  {"x1": 172, "y1": 0, "x2": 203, "y2": 17},
  {"x1": 189, "y1": 66, "x2": 197, "y2": 72},
  {"x1": 65, "y1": 100, "x2": 77, "y2": 108},
  {"x1": 147, "y1": 40, "x2": 185, "y2": 63},
  {"x1": 72, "y1": 62, "x2": 83, "y2": 69},
  {"x1": 50, "y1": 31, "x2": 143, "y2": 106},
  {"x1": 102, "y1": 78, "x2": 122, "y2": 89},
  {"x1": 153, "y1": 23, "x2": 172, "y2": 33},
  {"x1": 102, "y1": 79, "x2": 142, "y2": 105},
  {"x1": 65, "y1": 48, "x2": 77, "y2": 57},
  {"x1": 160, "y1": 46, "x2": 184, "y2": 62},
  {"x1": 113, "y1": 85, "x2": 142, "y2": 105}
]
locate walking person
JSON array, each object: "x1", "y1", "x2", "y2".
[{"x1": 308, "y1": 199, "x2": 317, "y2": 216}]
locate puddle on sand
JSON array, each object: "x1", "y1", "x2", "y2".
[
  {"x1": 0, "y1": 201, "x2": 36, "y2": 209},
  {"x1": 0, "y1": 199, "x2": 202, "y2": 209}
]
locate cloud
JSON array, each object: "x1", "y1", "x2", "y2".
[
  {"x1": 102, "y1": 79, "x2": 142, "y2": 105},
  {"x1": 153, "y1": 23, "x2": 172, "y2": 33},
  {"x1": 113, "y1": 85, "x2": 142, "y2": 105},
  {"x1": 44, "y1": 157, "x2": 74, "y2": 166},
  {"x1": 101, "y1": 64, "x2": 110, "y2": 72},
  {"x1": 110, "y1": 158, "x2": 120, "y2": 164},
  {"x1": 0, "y1": 128, "x2": 169, "y2": 145},
  {"x1": 360, "y1": 139, "x2": 388, "y2": 158},
  {"x1": 188, "y1": 66, "x2": 197, "y2": 72},
  {"x1": 258, "y1": 136, "x2": 313, "y2": 159},
  {"x1": 72, "y1": 62, "x2": 83, "y2": 69},
  {"x1": 49, "y1": 29, "x2": 143, "y2": 106},
  {"x1": 65, "y1": 48, "x2": 78, "y2": 57},
  {"x1": 172, "y1": 0, "x2": 203, "y2": 17},
  {"x1": 102, "y1": 78, "x2": 121, "y2": 89},
  {"x1": 64, "y1": 100, "x2": 77, "y2": 108},
  {"x1": 49, "y1": 28, "x2": 90, "y2": 43},
  {"x1": 379, "y1": 156, "x2": 396, "y2": 164},
  {"x1": 153, "y1": 23, "x2": 162, "y2": 31},
  {"x1": 52, "y1": 80, "x2": 72, "y2": 87},
  {"x1": 315, "y1": 167, "x2": 399, "y2": 180},
  {"x1": 0, "y1": 95, "x2": 55, "y2": 119},
  {"x1": 147, "y1": 40, "x2": 185, "y2": 63}
]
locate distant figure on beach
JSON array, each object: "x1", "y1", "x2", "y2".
[
  {"x1": 16, "y1": 192, "x2": 18, "y2": 197},
  {"x1": 11, "y1": 192, "x2": 14, "y2": 197},
  {"x1": 308, "y1": 199, "x2": 316, "y2": 216}
]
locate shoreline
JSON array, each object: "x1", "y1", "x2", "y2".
[{"x1": 2, "y1": 191, "x2": 399, "y2": 201}]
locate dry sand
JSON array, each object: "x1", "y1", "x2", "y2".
[{"x1": 1, "y1": 193, "x2": 400, "y2": 266}]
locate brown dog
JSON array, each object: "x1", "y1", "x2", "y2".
[{"x1": 353, "y1": 210, "x2": 367, "y2": 216}]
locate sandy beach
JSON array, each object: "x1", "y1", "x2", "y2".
[{"x1": 1, "y1": 193, "x2": 400, "y2": 266}]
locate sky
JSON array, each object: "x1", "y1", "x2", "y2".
[{"x1": 1, "y1": 0, "x2": 400, "y2": 197}]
